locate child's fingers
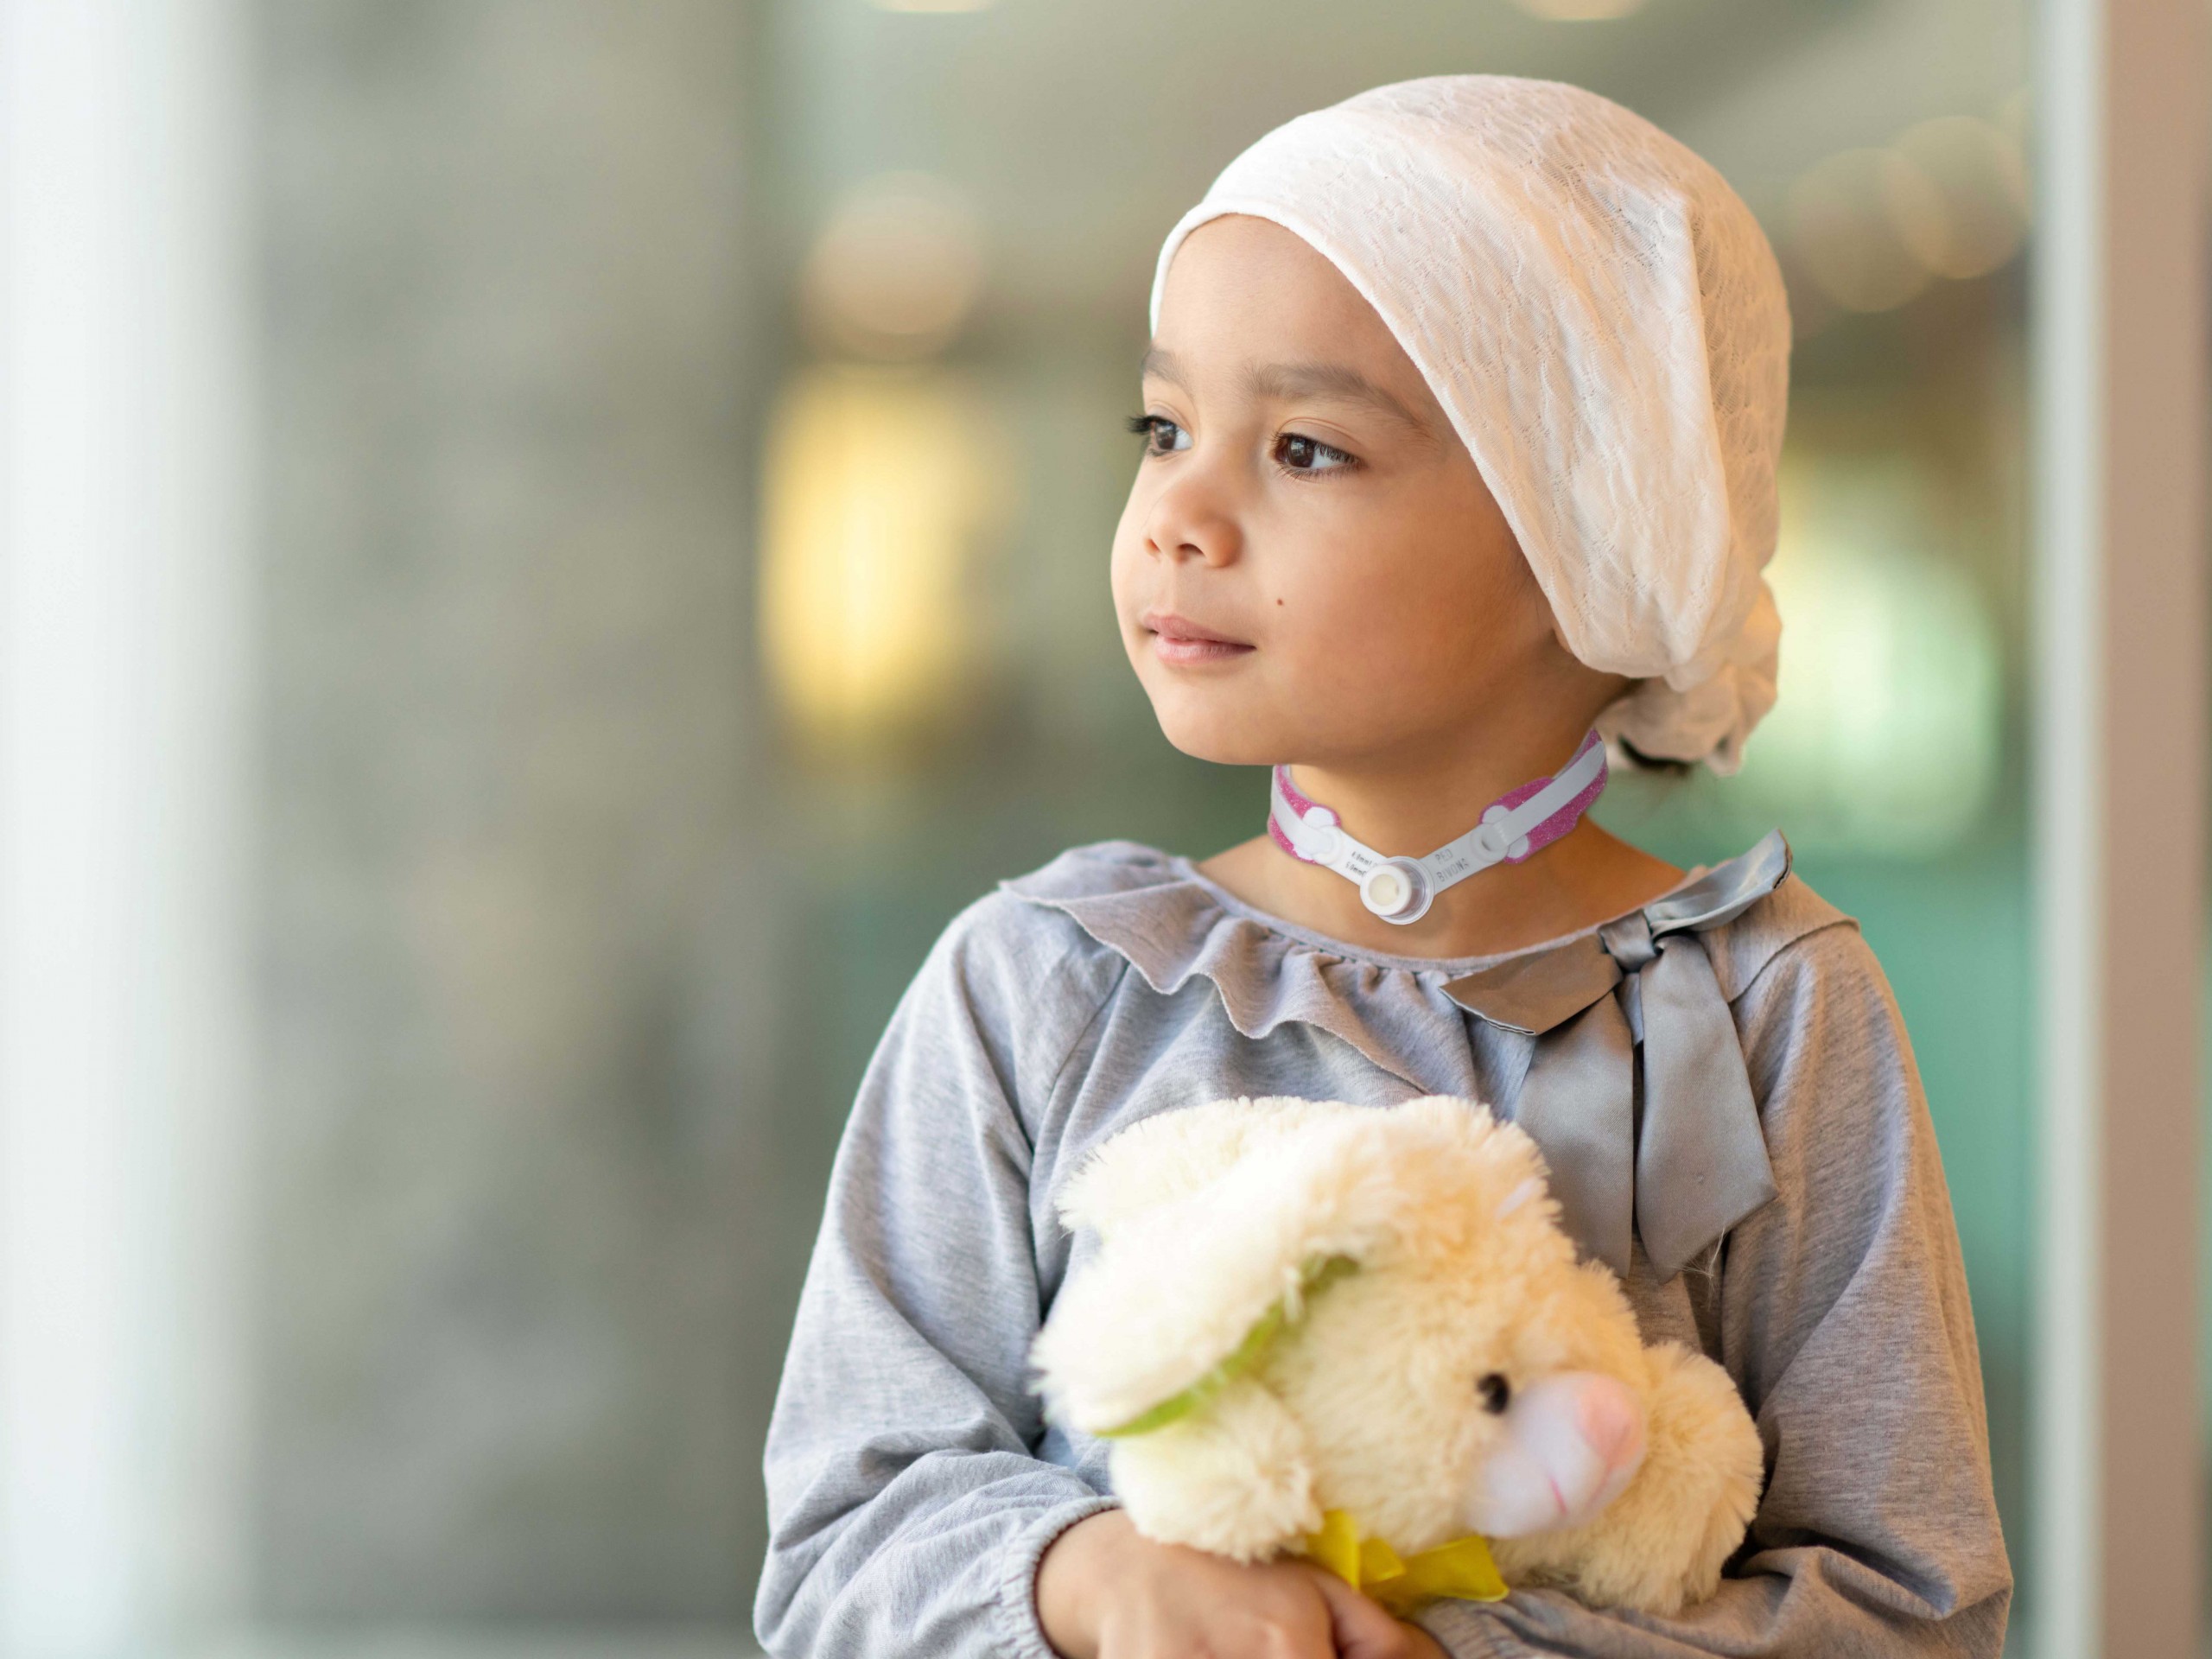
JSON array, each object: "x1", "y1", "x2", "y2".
[
  {"x1": 1297, "y1": 1565, "x2": 1435, "y2": 1659},
  {"x1": 1084, "y1": 1547, "x2": 1343, "y2": 1659}
]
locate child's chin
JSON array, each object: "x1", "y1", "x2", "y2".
[{"x1": 1149, "y1": 706, "x2": 1282, "y2": 769}]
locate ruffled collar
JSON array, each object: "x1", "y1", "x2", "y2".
[
  {"x1": 1000, "y1": 840, "x2": 1551, "y2": 1090},
  {"x1": 1000, "y1": 833, "x2": 1796, "y2": 1041},
  {"x1": 1005, "y1": 831, "x2": 1839, "y2": 1281}
]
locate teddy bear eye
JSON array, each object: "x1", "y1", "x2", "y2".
[{"x1": 1477, "y1": 1372, "x2": 1511, "y2": 1414}]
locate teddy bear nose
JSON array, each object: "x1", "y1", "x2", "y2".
[
  {"x1": 1460, "y1": 1371, "x2": 1649, "y2": 1538},
  {"x1": 1577, "y1": 1377, "x2": 1643, "y2": 1466}
]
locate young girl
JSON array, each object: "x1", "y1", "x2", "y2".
[{"x1": 755, "y1": 77, "x2": 2012, "y2": 1658}]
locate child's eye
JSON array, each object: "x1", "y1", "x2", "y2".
[
  {"x1": 1274, "y1": 432, "x2": 1357, "y2": 475},
  {"x1": 1126, "y1": 413, "x2": 1191, "y2": 457}
]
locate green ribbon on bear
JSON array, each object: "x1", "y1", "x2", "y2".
[{"x1": 1095, "y1": 1254, "x2": 1359, "y2": 1439}]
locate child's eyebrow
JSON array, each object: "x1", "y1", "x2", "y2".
[
  {"x1": 1139, "y1": 348, "x2": 1439, "y2": 445},
  {"x1": 1139, "y1": 346, "x2": 1187, "y2": 387},
  {"x1": 1243, "y1": 361, "x2": 1434, "y2": 437}
]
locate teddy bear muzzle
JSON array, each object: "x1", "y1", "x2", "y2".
[{"x1": 1459, "y1": 1371, "x2": 1647, "y2": 1538}]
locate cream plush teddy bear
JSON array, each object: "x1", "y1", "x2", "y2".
[{"x1": 1032, "y1": 1096, "x2": 1765, "y2": 1616}]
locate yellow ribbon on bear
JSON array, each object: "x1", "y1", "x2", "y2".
[{"x1": 1300, "y1": 1508, "x2": 1509, "y2": 1614}]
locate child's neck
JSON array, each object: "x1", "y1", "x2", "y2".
[{"x1": 1198, "y1": 735, "x2": 1685, "y2": 962}]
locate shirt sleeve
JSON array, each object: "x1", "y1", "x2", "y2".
[
  {"x1": 1418, "y1": 923, "x2": 2015, "y2": 1657},
  {"x1": 753, "y1": 894, "x2": 1126, "y2": 1659}
]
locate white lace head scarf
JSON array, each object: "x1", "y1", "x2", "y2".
[{"x1": 1148, "y1": 76, "x2": 1790, "y2": 773}]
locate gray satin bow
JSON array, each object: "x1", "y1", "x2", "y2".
[{"x1": 1441, "y1": 831, "x2": 1791, "y2": 1281}]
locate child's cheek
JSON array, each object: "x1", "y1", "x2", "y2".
[
  {"x1": 1106, "y1": 508, "x2": 1157, "y2": 639},
  {"x1": 1287, "y1": 547, "x2": 1452, "y2": 690}
]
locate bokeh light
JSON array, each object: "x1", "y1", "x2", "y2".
[
  {"x1": 1788, "y1": 147, "x2": 1945, "y2": 313},
  {"x1": 1512, "y1": 0, "x2": 1648, "y2": 18},
  {"x1": 1892, "y1": 116, "x2": 2030, "y2": 280},
  {"x1": 799, "y1": 174, "x2": 986, "y2": 362},
  {"x1": 1733, "y1": 455, "x2": 2004, "y2": 856},
  {"x1": 760, "y1": 365, "x2": 1007, "y2": 748},
  {"x1": 1785, "y1": 105, "x2": 2028, "y2": 316}
]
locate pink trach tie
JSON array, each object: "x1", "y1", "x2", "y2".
[{"x1": 1268, "y1": 729, "x2": 1609, "y2": 925}]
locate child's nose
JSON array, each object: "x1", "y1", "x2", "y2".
[{"x1": 1142, "y1": 475, "x2": 1243, "y2": 568}]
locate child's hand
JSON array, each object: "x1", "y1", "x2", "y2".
[
  {"x1": 1036, "y1": 1510, "x2": 1449, "y2": 1659},
  {"x1": 1303, "y1": 1566, "x2": 1451, "y2": 1659},
  {"x1": 1037, "y1": 1510, "x2": 1333, "y2": 1658}
]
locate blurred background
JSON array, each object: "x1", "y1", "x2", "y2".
[{"x1": 0, "y1": 0, "x2": 2065, "y2": 1653}]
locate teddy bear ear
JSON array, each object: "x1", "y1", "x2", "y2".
[
  {"x1": 1054, "y1": 1096, "x2": 1357, "y2": 1240},
  {"x1": 1034, "y1": 1108, "x2": 1401, "y2": 1438},
  {"x1": 1496, "y1": 1174, "x2": 1547, "y2": 1219}
]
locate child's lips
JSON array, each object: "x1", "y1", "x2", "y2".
[{"x1": 1141, "y1": 609, "x2": 1255, "y2": 667}]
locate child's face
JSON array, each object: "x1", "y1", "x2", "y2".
[{"x1": 1112, "y1": 214, "x2": 1604, "y2": 770}]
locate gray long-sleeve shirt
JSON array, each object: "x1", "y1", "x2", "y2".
[{"x1": 755, "y1": 839, "x2": 2012, "y2": 1657}]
